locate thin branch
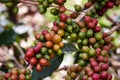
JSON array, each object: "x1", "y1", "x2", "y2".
[
  {"x1": 75, "y1": 5, "x2": 94, "y2": 22},
  {"x1": 19, "y1": 0, "x2": 76, "y2": 13},
  {"x1": 56, "y1": 66, "x2": 68, "y2": 72},
  {"x1": 107, "y1": 23, "x2": 120, "y2": 36},
  {"x1": 13, "y1": 42, "x2": 28, "y2": 64}
]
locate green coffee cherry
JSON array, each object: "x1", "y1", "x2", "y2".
[
  {"x1": 39, "y1": 5, "x2": 47, "y2": 14},
  {"x1": 47, "y1": 0, "x2": 55, "y2": 4},
  {"x1": 78, "y1": 32, "x2": 86, "y2": 39},
  {"x1": 43, "y1": 1, "x2": 49, "y2": 8},
  {"x1": 13, "y1": 7, "x2": 19, "y2": 14},
  {"x1": 50, "y1": 8, "x2": 58, "y2": 15},
  {"x1": 36, "y1": 54, "x2": 42, "y2": 59},
  {"x1": 38, "y1": 0, "x2": 44, "y2": 4},
  {"x1": 74, "y1": 5, "x2": 82, "y2": 12},
  {"x1": 88, "y1": 48, "x2": 95, "y2": 57},
  {"x1": 5, "y1": 2, "x2": 13, "y2": 7},
  {"x1": 86, "y1": 29, "x2": 93, "y2": 38},
  {"x1": 66, "y1": 18, "x2": 72, "y2": 25}
]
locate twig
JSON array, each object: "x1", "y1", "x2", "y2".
[
  {"x1": 13, "y1": 42, "x2": 28, "y2": 64},
  {"x1": 75, "y1": 5, "x2": 94, "y2": 22},
  {"x1": 19, "y1": 0, "x2": 76, "y2": 13},
  {"x1": 107, "y1": 23, "x2": 120, "y2": 36},
  {"x1": 105, "y1": 14, "x2": 116, "y2": 26}
]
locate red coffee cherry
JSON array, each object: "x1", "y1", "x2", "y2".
[
  {"x1": 94, "y1": 26, "x2": 101, "y2": 32},
  {"x1": 59, "y1": 6, "x2": 66, "y2": 13},
  {"x1": 52, "y1": 26, "x2": 59, "y2": 33},
  {"x1": 101, "y1": 63, "x2": 109, "y2": 71},
  {"x1": 36, "y1": 64, "x2": 43, "y2": 72},
  {"x1": 25, "y1": 51, "x2": 34, "y2": 58},
  {"x1": 30, "y1": 57, "x2": 37, "y2": 65},
  {"x1": 100, "y1": 71, "x2": 108, "y2": 79},
  {"x1": 5, "y1": 73, "x2": 11, "y2": 79},
  {"x1": 60, "y1": 14, "x2": 67, "y2": 22},
  {"x1": 39, "y1": 58, "x2": 49, "y2": 66},
  {"x1": 42, "y1": 30, "x2": 49, "y2": 35},
  {"x1": 92, "y1": 73, "x2": 100, "y2": 80},
  {"x1": 35, "y1": 33, "x2": 41, "y2": 40},
  {"x1": 106, "y1": 1, "x2": 114, "y2": 8}
]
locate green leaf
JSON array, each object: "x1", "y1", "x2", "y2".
[
  {"x1": 62, "y1": 43, "x2": 77, "y2": 54},
  {"x1": 0, "y1": 29, "x2": 17, "y2": 46},
  {"x1": 32, "y1": 54, "x2": 64, "y2": 80}
]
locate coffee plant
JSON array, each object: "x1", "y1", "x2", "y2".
[{"x1": 0, "y1": 0, "x2": 120, "y2": 80}]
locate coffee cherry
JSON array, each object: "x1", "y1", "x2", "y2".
[
  {"x1": 35, "y1": 33, "x2": 41, "y2": 40},
  {"x1": 82, "y1": 46, "x2": 89, "y2": 53},
  {"x1": 5, "y1": 2, "x2": 13, "y2": 7},
  {"x1": 52, "y1": 26, "x2": 59, "y2": 33},
  {"x1": 11, "y1": 68, "x2": 18, "y2": 75},
  {"x1": 11, "y1": 74, "x2": 18, "y2": 80},
  {"x1": 25, "y1": 51, "x2": 34, "y2": 58},
  {"x1": 97, "y1": 56, "x2": 104, "y2": 62},
  {"x1": 92, "y1": 73, "x2": 99, "y2": 80},
  {"x1": 57, "y1": 49, "x2": 63, "y2": 55},
  {"x1": 87, "y1": 21, "x2": 95, "y2": 29},
  {"x1": 106, "y1": 1, "x2": 114, "y2": 8},
  {"x1": 95, "y1": 32, "x2": 103, "y2": 41},
  {"x1": 107, "y1": 73, "x2": 112, "y2": 80},
  {"x1": 101, "y1": 63, "x2": 108, "y2": 71},
  {"x1": 84, "y1": 16, "x2": 92, "y2": 23},
  {"x1": 19, "y1": 74, "x2": 25, "y2": 80},
  {"x1": 58, "y1": 22, "x2": 66, "y2": 29},
  {"x1": 36, "y1": 64, "x2": 43, "y2": 72},
  {"x1": 42, "y1": 30, "x2": 49, "y2": 35},
  {"x1": 59, "y1": 42, "x2": 64, "y2": 48},
  {"x1": 78, "y1": 60, "x2": 86, "y2": 67},
  {"x1": 37, "y1": 42, "x2": 43, "y2": 49},
  {"x1": 45, "y1": 33, "x2": 52, "y2": 41},
  {"x1": 30, "y1": 57, "x2": 37, "y2": 65},
  {"x1": 85, "y1": 2, "x2": 92, "y2": 8},
  {"x1": 13, "y1": 7, "x2": 18, "y2": 14},
  {"x1": 53, "y1": 44, "x2": 60, "y2": 51},
  {"x1": 39, "y1": 58, "x2": 49, "y2": 66},
  {"x1": 41, "y1": 47, "x2": 47, "y2": 54},
  {"x1": 100, "y1": 71, "x2": 108, "y2": 79},
  {"x1": 34, "y1": 46, "x2": 40, "y2": 53},
  {"x1": 93, "y1": 65, "x2": 100, "y2": 72},
  {"x1": 50, "y1": 8, "x2": 59, "y2": 15},
  {"x1": 38, "y1": 0, "x2": 44, "y2": 4},
  {"x1": 39, "y1": 5, "x2": 47, "y2": 14},
  {"x1": 52, "y1": 34, "x2": 62, "y2": 44},
  {"x1": 82, "y1": 53, "x2": 89, "y2": 60},
  {"x1": 94, "y1": 26, "x2": 101, "y2": 32},
  {"x1": 59, "y1": 6, "x2": 66, "y2": 13},
  {"x1": 20, "y1": 69, "x2": 26, "y2": 74},
  {"x1": 77, "y1": 21, "x2": 85, "y2": 28},
  {"x1": 57, "y1": 29, "x2": 65, "y2": 37},
  {"x1": 78, "y1": 32, "x2": 86, "y2": 39},
  {"x1": 70, "y1": 12, "x2": 79, "y2": 19},
  {"x1": 87, "y1": 70, "x2": 94, "y2": 77},
  {"x1": 5, "y1": 73, "x2": 11, "y2": 79},
  {"x1": 66, "y1": 18, "x2": 72, "y2": 25},
  {"x1": 89, "y1": 48, "x2": 95, "y2": 57},
  {"x1": 70, "y1": 72, "x2": 77, "y2": 79},
  {"x1": 47, "y1": 0, "x2": 54, "y2": 4},
  {"x1": 89, "y1": 37, "x2": 96, "y2": 44},
  {"x1": 74, "y1": 5, "x2": 82, "y2": 12},
  {"x1": 82, "y1": 39, "x2": 88, "y2": 46},
  {"x1": 86, "y1": 29, "x2": 93, "y2": 38},
  {"x1": 90, "y1": 61, "x2": 98, "y2": 67},
  {"x1": 95, "y1": 48, "x2": 101, "y2": 56},
  {"x1": 46, "y1": 41, "x2": 53, "y2": 48},
  {"x1": 70, "y1": 33, "x2": 77, "y2": 40},
  {"x1": 60, "y1": 14, "x2": 67, "y2": 22},
  {"x1": 55, "y1": 0, "x2": 65, "y2": 5},
  {"x1": 69, "y1": 65, "x2": 77, "y2": 72},
  {"x1": 92, "y1": 18, "x2": 98, "y2": 26}
]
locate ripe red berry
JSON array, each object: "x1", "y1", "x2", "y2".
[
  {"x1": 59, "y1": 6, "x2": 66, "y2": 13},
  {"x1": 52, "y1": 26, "x2": 59, "y2": 33},
  {"x1": 103, "y1": 57, "x2": 108, "y2": 63},
  {"x1": 37, "y1": 42, "x2": 43, "y2": 49},
  {"x1": 46, "y1": 41, "x2": 53, "y2": 48},
  {"x1": 85, "y1": 2, "x2": 92, "y2": 8},
  {"x1": 39, "y1": 58, "x2": 49, "y2": 66},
  {"x1": 100, "y1": 71, "x2": 108, "y2": 79},
  {"x1": 101, "y1": 63, "x2": 108, "y2": 71},
  {"x1": 35, "y1": 33, "x2": 41, "y2": 40},
  {"x1": 42, "y1": 30, "x2": 49, "y2": 35},
  {"x1": 93, "y1": 65, "x2": 100, "y2": 72},
  {"x1": 30, "y1": 57, "x2": 37, "y2": 65},
  {"x1": 90, "y1": 61, "x2": 98, "y2": 67},
  {"x1": 94, "y1": 26, "x2": 101, "y2": 32},
  {"x1": 103, "y1": 46, "x2": 109, "y2": 51},
  {"x1": 106, "y1": 1, "x2": 114, "y2": 8},
  {"x1": 92, "y1": 18, "x2": 98, "y2": 26},
  {"x1": 27, "y1": 47, "x2": 34, "y2": 52},
  {"x1": 60, "y1": 14, "x2": 67, "y2": 22},
  {"x1": 88, "y1": 21, "x2": 95, "y2": 29},
  {"x1": 5, "y1": 73, "x2": 11, "y2": 79},
  {"x1": 45, "y1": 33, "x2": 52, "y2": 41},
  {"x1": 36, "y1": 64, "x2": 43, "y2": 72},
  {"x1": 107, "y1": 73, "x2": 112, "y2": 80},
  {"x1": 55, "y1": 0, "x2": 65, "y2": 5},
  {"x1": 34, "y1": 46, "x2": 40, "y2": 53},
  {"x1": 26, "y1": 51, "x2": 34, "y2": 58},
  {"x1": 87, "y1": 70, "x2": 94, "y2": 77},
  {"x1": 95, "y1": 48, "x2": 101, "y2": 56},
  {"x1": 103, "y1": 32, "x2": 109, "y2": 38},
  {"x1": 84, "y1": 16, "x2": 92, "y2": 23},
  {"x1": 92, "y1": 73, "x2": 100, "y2": 80},
  {"x1": 97, "y1": 56, "x2": 104, "y2": 62}
]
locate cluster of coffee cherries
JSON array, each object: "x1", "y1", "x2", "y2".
[
  {"x1": 25, "y1": 24, "x2": 64, "y2": 72},
  {"x1": 84, "y1": 0, "x2": 114, "y2": 16},
  {"x1": 4, "y1": 68, "x2": 31, "y2": 80},
  {"x1": 64, "y1": 16, "x2": 113, "y2": 80},
  {"x1": 38, "y1": 0, "x2": 67, "y2": 14}
]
